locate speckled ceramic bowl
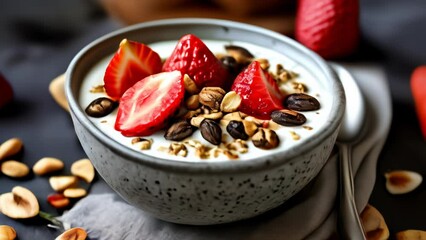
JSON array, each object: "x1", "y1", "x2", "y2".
[{"x1": 66, "y1": 18, "x2": 345, "y2": 225}]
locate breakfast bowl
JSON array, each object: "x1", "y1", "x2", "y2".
[{"x1": 65, "y1": 18, "x2": 345, "y2": 225}]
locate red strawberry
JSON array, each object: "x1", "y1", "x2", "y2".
[
  {"x1": 411, "y1": 66, "x2": 426, "y2": 139},
  {"x1": 104, "y1": 39, "x2": 162, "y2": 100},
  {"x1": 162, "y1": 34, "x2": 229, "y2": 89},
  {"x1": 231, "y1": 61, "x2": 284, "y2": 119},
  {"x1": 0, "y1": 72, "x2": 13, "y2": 109},
  {"x1": 295, "y1": 0, "x2": 359, "y2": 59},
  {"x1": 115, "y1": 70, "x2": 184, "y2": 137}
]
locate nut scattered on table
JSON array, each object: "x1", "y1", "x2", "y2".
[
  {"x1": 49, "y1": 176, "x2": 78, "y2": 192},
  {"x1": 384, "y1": 170, "x2": 423, "y2": 194},
  {"x1": 360, "y1": 204, "x2": 389, "y2": 240},
  {"x1": 1, "y1": 160, "x2": 30, "y2": 178},
  {"x1": 55, "y1": 227, "x2": 87, "y2": 240},
  {"x1": 0, "y1": 225, "x2": 16, "y2": 240},
  {"x1": 396, "y1": 229, "x2": 426, "y2": 240},
  {"x1": 32, "y1": 157, "x2": 64, "y2": 175},
  {"x1": 0, "y1": 186, "x2": 39, "y2": 219},
  {"x1": 49, "y1": 73, "x2": 69, "y2": 111},
  {"x1": 0, "y1": 138, "x2": 23, "y2": 161},
  {"x1": 63, "y1": 188, "x2": 87, "y2": 198},
  {"x1": 71, "y1": 158, "x2": 95, "y2": 183}
]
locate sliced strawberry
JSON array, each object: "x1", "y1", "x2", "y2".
[
  {"x1": 104, "y1": 39, "x2": 162, "y2": 100},
  {"x1": 162, "y1": 34, "x2": 229, "y2": 89},
  {"x1": 231, "y1": 61, "x2": 284, "y2": 119},
  {"x1": 115, "y1": 71, "x2": 184, "y2": 137}
]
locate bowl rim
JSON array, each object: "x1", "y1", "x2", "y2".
[{"x1": 65, "y1": 18, "x2": 345, "y2": 174}]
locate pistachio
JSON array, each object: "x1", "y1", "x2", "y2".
[
  {"x1": 199, "y1": 87, "x2": 226, "y2": 110},
  {"x1": 185, "y1": 95, "x2": 200, "y2": 110},
  {"x1": 226, "y1": 120, "x2": 249, "y2": 140},
  {"x1": 252, "y1": 128, "x2": 280, "y2": 149},
  {"x1": 360, "y1": 204, "x2": 389, "y2": 240},
  {"x1": 271, "y1": 109, "x2": 307, "y2": 126},
  {"x1": 183, "y1": 74, "x2": 199, "y2": 94},
  {"x1": 85, "y1": 97, "x2": 118, "y2": 118},
  {"x1": 0, "y1": 225, "x2": 16, "y2": 240},
  {"x1": 284, "y1": 93, "x2": 320, "y2": 111},
  {"x1": 224, "y1": 45, "x2": 254, "y2": 64},
  {"x1": 55, "y1": 227, "x2": 87, "y2": 240},
  {"x1": 384, "y1": 170, "x2": 422, "y2": 194},
  {"x1": 164, "y1": 120, "x2": 194, "y2": 141},
  {"x1": 49, "y1": 73, "x2": 69, "y2": 111},
  {"x1": 32, "y1": 157, "x2": 64, "y2": 176},
  {"x1": 396, "y1": 230, "x2": 426, "y2": 240},
  {"x1": 71, "y1": 159, "x2": 95, "y2": 183},
  {"x1": 47, "y1": 193, "x2": 70, "y2": 209},
  {"x1": 63, "y1": 188, "x2": 87, "y2": 198},
  {"x1": 200, "y1": 119, "x2": 222, "y2": 145},
  {"x1": 0, "y1": 138, "x2": 23, "y2": 161},
  {"x1": 220, "y1": 91, "x2": 242, "y2": 112},
  {"x1": 0, "y1": 186, "x2": 39, "y2": 219},
  {"x1": 49, "y1": 176, "x2": 78, "y2": 192},
  {"x1": 1, "y1": 160, "x2": 29, "y2": 178}
]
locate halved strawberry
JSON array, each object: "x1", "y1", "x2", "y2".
[
  {"x1": 162, "y1": 34, "x2": 229, "y2": 89},
  {"x1": 231, "y1": 61, "x2": 284, "y2": 119},
  {"x1": 115, "y1": 71, "x2": 184, "y2": 137},
  {"x1": 104, "y1": 39, "x2": 162, "y2": 100}
]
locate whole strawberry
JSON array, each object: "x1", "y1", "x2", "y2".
[
  {"x1": 0, "y1": 72, "x2": 13, "y2": 109},
  {"x1": 295, "y1": 0, "x2": 359, "y2": 59}
]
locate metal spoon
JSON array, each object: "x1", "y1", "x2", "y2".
[{"x1": 331, "y1": 64, "x2": 367, "y2": 240}]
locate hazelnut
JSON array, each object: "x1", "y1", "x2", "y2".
[
  {"x1": 32, "y1": 157, "x2": 64, "y2": 176},
  {"x1": 384, "y1": 170, "x2": 422, "y2": 194},
  {"x1": 0, "y1": 225, "x2": 16, "y2": 240},
  {"x1": 360, "y1": 204, "x2": 389, "y2": 240},
  {"x1": 71, "y1": 159, "x2": 95, "y2": 183},
  {"x1": 1, "y1": 160, "x2": 30, "y2": 178},
  {"x1": 0, "y1": 138, "x2": 23, "y2": 161},
  {"x1": 199, "y1": 87, "x2": 226, "y2": 110},
  {"x1": 49, "y1": 176, "x2": 78, "y2": 192},
  {"x1": 55, "y1": 227, "x2": 87, "y2": 240},
  {"x1": 0, "y1": 186, "x2": 39, "y2": 219},
  {"x1": 396, "y1": 230, "x2": 426, "y2": 240}
]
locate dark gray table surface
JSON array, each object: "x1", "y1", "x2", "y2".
[{"x1": 1, "y1": 0, "x2": 425, "y2": 239}]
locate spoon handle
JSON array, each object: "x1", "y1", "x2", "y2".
[{"x1": 338, "y1": 143, "x2": 367, "y2": 240}]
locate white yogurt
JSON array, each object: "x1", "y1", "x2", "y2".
[{"x1": 79, "y1": 40, "x2": 332, "y2": 162}]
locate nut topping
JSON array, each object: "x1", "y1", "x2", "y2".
[
  {"x1": 252, "y1": 128, "x2": 280, "y2": 149},
  {"x1": 1, "y1": 160, "x2": 30, "y2": 178},
  {"x1": 198, "y1": 87, "x2": 226, "y2": 110},
  {"x1": 164, "y1": 120, "x2": 194, "y2": 141},
  {"x1": 0, "y1": 186, "x2": 39, "y2": 219},
  {"x1": 71, "y1": 159, "x2": 95, "y2": 183},
  {"x1": 220, "y1": 91, "x2": 242, "y2": 113},
  {"x1": 384, "y1": 170, "x2": 422, "y2": 194},
  {"x1": 0, "y1": 138, "x2": 23, "y2": 162},
  {"x1": 183, "y1": 74, "x2": 199, "y2": 94},
  {"x1": 285, "y1": 93, "x2": 320, "y2": 111},
  {"x1": 271, "y1": 109, "x2": 307, "y2": 126},
  {"x1": 200, "y1": 119, "x2": 222, "y2": 145},
  {"x1": 55, "y1": 227, "x2": 87, "y2": 240},
  {"x1": 49, "y1": 176, "x2": 78, "y2": 192},
  {"x1": 396, "y1": 230, "x2": 426, "y2": 240},
  {"x1": 224, "y1": 45, "x2": 254, "y2": 64},
  {"x1": 63, "y1": 188, "x2": 87, "y2": 198},
  {"x1": 226, "y1": 120, "x2": 249, "y2": 140},
  {"x1": 360, "y1": 204, "x2": 389, "y2": 240},
  {"x1": 85, "y1": 97, "x2": 118, "y2": 118}
]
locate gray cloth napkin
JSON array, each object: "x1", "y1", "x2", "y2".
[{"x1": 60, "y1": 64, "x2": 392, "y2": 240}]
